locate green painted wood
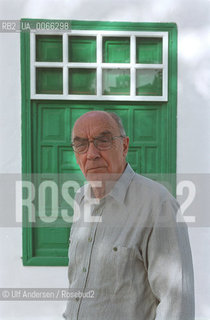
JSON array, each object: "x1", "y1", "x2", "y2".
[
  {"x1": 136, "y1": 37, "x2": 162, "y2": 64},
  {"x1": 36, "y1": 35, "x2": 63, "y2": 62},
  {"x1": 103, "y1": 37, "x2": 130, "y2": 63},
  {"x1": 21, "y1": 30, "x2": 34, "y2": 266},
  {"x1": 68, "y1": 36, "x2": 96, "y2": 62},
  {"x1": 36, "y1": 68, "x2": 63, "y2": 94},
  {"x1": 23, "y1": 256, "x2": 69, "y2": 266},
  {"x1": 21, "y1": 19, "x2": 177, "y2": 266}
]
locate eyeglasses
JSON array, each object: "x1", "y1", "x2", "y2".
[{"x1": 71, "y1": 133, "x2": 125, "y2": 154}]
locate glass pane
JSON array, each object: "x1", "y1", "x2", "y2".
[
  {"x1": 136, "y1": 69, "x2": 162, "y2": 96},
  {"x1": 102, "y1": 69, "x2": 130, "y2": 95},
  {"x1": 136, "y1": 38, "x2": 162, "y2": 64},
  {"x1": 68, "y1": 36, "x2": 96, "y2": 62},
  {"x1": 103, "y1": 37, "x2": 130, "y2": 63},
  {"x1": 69, "y1": 69, "x2": 96, "y2": 95},
  {"x1": 36, "y1": 68, "x2": 63, "y2": 94},
  {"x1": 36, "y1": 35, "x2": 62, "y2": 62}
]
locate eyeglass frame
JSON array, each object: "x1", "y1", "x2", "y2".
[{"x1": 71, "y1": 134, "x2": 125, "y2": 154}]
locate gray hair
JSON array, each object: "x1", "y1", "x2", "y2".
[{"x1": 108, "y1": 112, "x2": 126, "y2": 137}]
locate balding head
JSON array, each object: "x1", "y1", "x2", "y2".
[{"x1": 72, "y1": 111, "x2": 125, "y2": 141}]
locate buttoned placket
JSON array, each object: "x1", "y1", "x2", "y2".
[{"x1": 74, "y1": 204, "x2": 104, "y2": 320}]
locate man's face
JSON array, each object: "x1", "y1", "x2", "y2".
[{"x1": 72, "y1": 111, "x2": 129, "y2": 181}]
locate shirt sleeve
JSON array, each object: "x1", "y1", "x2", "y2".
[{"x1": 145, "y1": 196, "x2": 195, "y2": 320}]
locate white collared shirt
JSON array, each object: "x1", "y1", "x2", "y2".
[{"x1": 64, "y1": 164, "x2": 194, "y2": 320}]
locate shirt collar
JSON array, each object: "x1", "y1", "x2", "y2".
[
  {"x1": 76, "y1": 163, "x2": 135, "y2": 205},
  {"x1": 108, "y1": 163, "x2": 135, "y2": 203}
]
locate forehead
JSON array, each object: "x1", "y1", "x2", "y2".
[{"x1": 73, "y1": 113, "x2": 118, "y2": 138}]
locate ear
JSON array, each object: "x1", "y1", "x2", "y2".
[{"x1": 123, "y1": 136, "x2": 129, "y2": 157}]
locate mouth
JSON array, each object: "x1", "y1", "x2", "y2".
[{"x1": 87, "y1": 166, "x2": 107, "y2": 172}]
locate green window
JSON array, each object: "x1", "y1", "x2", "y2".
[{"x1": 21, "y1": 19, "x2": 177, "y2": 266}]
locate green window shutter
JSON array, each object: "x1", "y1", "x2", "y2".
[{"x1": 21, "y1": 19, "x2": 177, "y2": 266}]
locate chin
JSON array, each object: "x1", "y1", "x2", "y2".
[
  {"x1": 86, "y1": 171, "x2": 107, "y2": 181},
  {"x1": 86, "y1": 170, "x2": 121, "y2": 183}
]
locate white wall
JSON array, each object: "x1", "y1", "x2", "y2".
[{"x1": 0, "y1": 0, "x2": 210, "y2": 319}]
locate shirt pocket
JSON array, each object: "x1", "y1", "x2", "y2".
[{"x1": 92, "y1": 244, "x2": 136, "y2": 296}]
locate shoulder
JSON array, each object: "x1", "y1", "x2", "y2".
[
  {"x1": 127, "y1": 172, "x2": 180, "y2": 226},
  {"x1": 131, "y1": 172, "x2": 174, "y2": 203}
]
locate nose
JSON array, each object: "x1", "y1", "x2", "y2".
[{"x1": 86, "y1": 141, "x2": 100, "y2": 160}]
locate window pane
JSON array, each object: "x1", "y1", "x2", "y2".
[
  {"x1": 102, "y1": 69, "x2": 130, "y2": 95},
  {"x1": 69, "y1": 69, "x2": 96, "y2": 94},
  {"x1": 103, "y1": 37, "x2": 130, "y2": 63},
  {"x1": 136, "y1": 38, "x2": 162, "y2": 64},
  {"x1": 36, "y1": 68, "x2": 63, "y2": 94},
  {"x1": 36, "y1": 35, "x2": 63, "y2": 62},
  {"x1": 68, "y1": 36, "x2": 96, "y2": 62},
  {"x1": 136, "y1": 69, "x2": 162, "y2": 96}
]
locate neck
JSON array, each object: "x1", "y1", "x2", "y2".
[
  {"x1": 91, "y1": 172, "x2": 127, "y2": 199},
  {"x1": 90, "y1": 180, "x2": 117, "y2": 199},
  {"x1": 91, "y1": 183, "x2": 106, "y2": 199},
  {"x1": 87, "y1": 163, "x2": 127, "y2": 199}
]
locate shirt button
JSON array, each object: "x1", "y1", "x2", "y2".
[
  {"x1": 113, "y1": 247, "x2": 118, "y2": 252},
  {"x1": 88, "y1": 237, "x2": 92, "y2": 242},
  {"x1": 83, "y1": 267, "x2": 87, "y2": 272}
]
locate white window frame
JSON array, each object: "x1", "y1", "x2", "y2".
[{"x1": 30, "y1": 30, "x2": 168, "y2": 101}]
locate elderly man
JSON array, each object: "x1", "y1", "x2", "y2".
[{"x1": 63, "y1": 110, "x2": 194, "y2": 320}]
